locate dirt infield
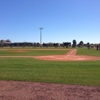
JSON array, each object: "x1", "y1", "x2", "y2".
[
  {"x1": 34, "y1": 49, "x2": 100, "y2": 61},
  {"x1": 0, "y1": 81, "x2": 100, "y2": 100}
]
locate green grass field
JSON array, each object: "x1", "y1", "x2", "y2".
[
  {"x1": 77, "y1": 47, "x2": 100, "y2": 56},
  {"x1": 0, "y1": 48, "x2": 68, "y2": 56},
  {"x1": 0, "y1": 47, "x2": 100, "y2": 86}
]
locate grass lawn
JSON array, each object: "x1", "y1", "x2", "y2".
[
  {"x1": 0, "y1": 48, "x2": 100, "y2": 86},
  {"x1": 77, "y1": 47, "x2": 100, "y2": 56},
  {"x1": 0, "y1": 48, "x2": 68, "y2": 56}
]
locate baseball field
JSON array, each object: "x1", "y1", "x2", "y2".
[{"x1": 0, "y1": 47, "x2": 100, "y2": 100}]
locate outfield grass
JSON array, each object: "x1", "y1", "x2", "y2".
[
  {"x1": 77, "y1": 47, "x2": 100, "y2": 56},
  {"x1": 0, "y1": 49, "x2": 68, "y2": 56},
  {"x1": 0, "y1": 48, "x2": 100, "y2": 86}
]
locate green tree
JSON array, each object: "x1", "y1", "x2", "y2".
[
  {"x1": 78, "y1": 41, "x2": 84, "y2": 48},
  {"x1": 72, "y1": 39, "x2": 77, "y2": 48},
  {"x1": 87, "y1": 42, "x2": 90, "y2": 49}
]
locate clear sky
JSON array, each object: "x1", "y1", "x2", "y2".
[{"x1": 0, "y1": 0, "x2": 100, "y2": 44}]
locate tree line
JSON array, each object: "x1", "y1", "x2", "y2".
[
  {"x1": 0, "y1": 39, "x2": 99, "y2": 49},
  {"x1": 0, "y1": 39, "x2": 71, "y2": 48}
]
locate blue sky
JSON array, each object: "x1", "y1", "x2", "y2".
[{"x1": 0, "y1": 0, "x2": 100, "y2": 44}]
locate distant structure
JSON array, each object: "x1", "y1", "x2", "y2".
[
  {"x1": 0, "y1": 39, "x2": 11, "y2": 43},
  {"x1": 39, "y1": 27, "x2": 43, "y2": 45}
]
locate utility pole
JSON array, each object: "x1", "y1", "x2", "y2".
[{"x1": 39, "y1": 27, "x2": 43, "y2": 45}]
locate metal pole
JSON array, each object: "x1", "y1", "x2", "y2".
[{"x1": 39, "y1": 28, "x2": 43, "y2": 45}]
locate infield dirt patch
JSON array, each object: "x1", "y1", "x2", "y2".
[
  {"x1": 0, "y1": 81, "x2": 100, "y2": 100},
  {"x1": 34, "y1": 49, "x2": 100, "y2": 61}
]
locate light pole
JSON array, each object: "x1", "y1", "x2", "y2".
[{"x1": 39, "y1": 27, "x2": 43, "y2": 45}]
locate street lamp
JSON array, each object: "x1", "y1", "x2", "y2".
[{"x1": 39, "y1": 27, "x2": 43, "y2": 45}]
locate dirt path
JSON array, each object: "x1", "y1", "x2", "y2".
[
  {"x1": 0, "y1": 81, "x2": 100, "y2": 100},
  {"x1": 64, "y1": 49, "x2": 77, "y2": 56}
]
